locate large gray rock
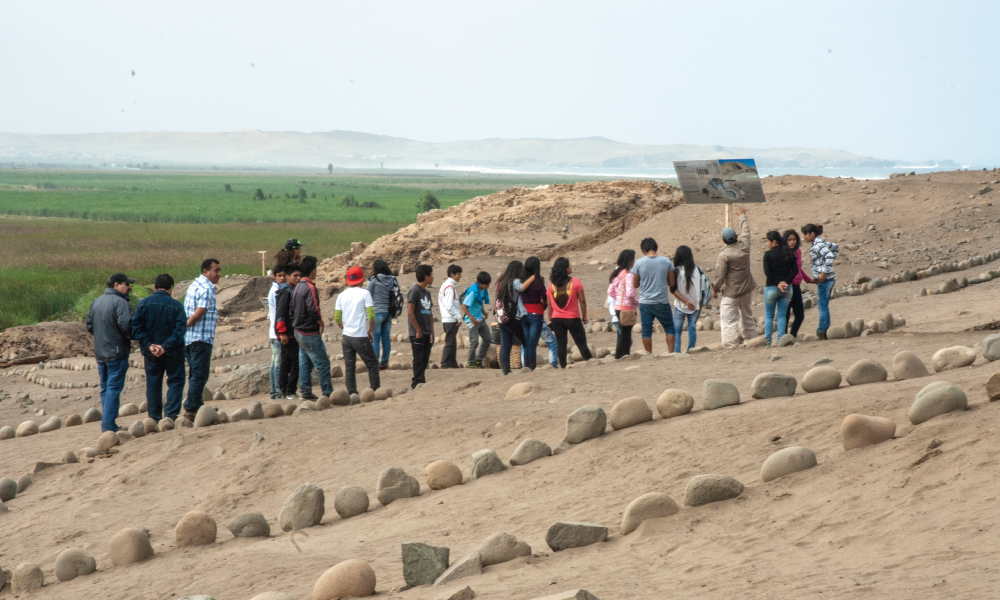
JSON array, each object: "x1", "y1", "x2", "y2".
[
  {"x1": 702, "y1": 379, "x2": 740, "y2": 410},
  {"x1": 227, "y1": 512, "x2": 270, "y2": 538},
  {"x1": 801, "y1": 366, "x2": 841, "y2": 392},
  {"x1": 545, "y1": 521, "x2": 608, "y2": 551},
  {"x1": 761, "y1": 446, "x2": 817, "y2": 482},
  {"x1": 402, "y1": 542, "x2": 450, "y2": 586},
  {"x1": 278, "y1": 483, "x2": 325, "y2": 531},
  {"x1": 655, "y1": 389, "x2": 694, "y2": 418},
  {"x1": 684, "y1": 474, "x2": 745, "y2": 507},
  {"x1": 471, "y1": 449, "x2": 508, "y2": 479},
  {"x1": 248, "y1": 402, "x2": 265, "y2": 420},
  {"x1": 128, "y1": 420, "x2": 146, "y2": 438},
  {"x1": 11, "y1": 562, "x2": 44, "y2": 594},
  {"x1": 376, "y1": 467, "x2": 420, "y2": 506},
  {"x1": 981, "y1": 334, "x2": 1000, "y2": 361},
  {"x1": 55, "y1": 547, "x2": 97, "y2": 582},
  {"x1": 909, "y1": 381, "x2": 968, "y2": 425},
  {"x1": 0, "y1": 477, "x2": 16, "y2": 502},
  {"x1": 892, "y1": 351, "x2": 929, "y2": 380},
  {"x1": 509, "y1": 438, "x2": 552, "y2": 466},
  {"x1": 334, "y1": 485, "x2": 370, "y2": 519},
  {"x1": 845, "y1": 359, "x2": 888, "y2": 385},
  {"x1": 476, "y1": 532, "x2": 531, "y2": 566},
  {"x1": 218, "y1": 365, "x2": 270, "y2": 399},
  {"x1": 564, "y1": 406, "x2": 606, "y2": 444},
  {"x1": 932, "y1": 346, "x2": 977, "y2": 372},
  {"x1": 750, "y1": 373, "x2": 797, "y2": 399},
  {"x1": 621, "y1": 492, "x2": 678, "y2": 535},
  {"x1": 777, "y1": 333, "x2": 796, "y2": 347},
  {"x1": 426, "y1": 460, "x2": 463, "y2": 490},
  {"x1": 608, "y1": 397, "x2": 652, "y2": 430},
  {"x1": 17, "y1": 474, "x2": 32, "y2": 492},
  {"x1": 434, "y1": 552, "x2": 482, "y2": 586},
  {"x1": 119, "y1": 403, "x2": 139, "y2": 417}
]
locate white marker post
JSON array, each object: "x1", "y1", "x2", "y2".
[{"x1": 258, "y1": 251, "x2": 267, "y2": 276}]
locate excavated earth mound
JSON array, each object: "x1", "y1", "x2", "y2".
[{"x1": 0, "y1": 321, "x2": 93, "y2": 361}]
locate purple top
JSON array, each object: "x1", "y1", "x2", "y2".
[{"x1": 791, "y1": 247, "x2": 810, "y2": 285}]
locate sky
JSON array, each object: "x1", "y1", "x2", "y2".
[{"x1": 3, "y1": 0, "x2": 999, "y2": 164}]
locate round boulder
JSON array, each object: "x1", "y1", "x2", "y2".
[
  {"x1": 313, "y1": 559, "x2": 376, "y2": 600},
  {"x1": 476, "y1": 532, "x2": 532, "y2": 566},
  {"x1": 227, "y1": 512, "x2": 271, "y2": 538},
  {"x1": 564, "y1": 405, "x2": 607, "y2": 444},
  {"x1": 263, "y1": 403, "x2": 284, "y2": 418},
  {"x1": 119, "y1": 403, "x2": 139, "y2": 417},
  {"x1": 505, "y1": 382, "x2": 539, "y2": 401},
  {"x1": 83, "y1": 407, "x2": 102, "y2": 423},
  {"x1": 55, "y1": 547, "x2": 97, "y2": 582},
  {"x1": 11, "y1": 562, "x2": 44, "y2": 594},
  {"x1": 986, "y1": 372, "x2": 1000, "y2": 402},
  {"x1": 360, "y1": 388, "x2": 376, "y2": 403},
  {"x1": 278, "y1": 483, "x2": 325, "y2": 531},
  {"x1": 108, "y1": 527, "x2": 154, "y2": 565},
  {"x1": 283, "y1": 403, "x2": 297, "y2": 415},
  {"x1": 425, "y1": 460, "x2": 462, "y2": 490},
  {"x1": 892, "y1": 351, "x2": 929, "y2": 380},
  {"x1": 175, "y1": 510, "x2": 218, "y2": 546},
  {"x1": 750, "y1": 373, "x2": 797, "y2": 399},
  {"x1": 909, "y1": 381, "x2": 968, "y2": 425},
  {"x1": 334, "y1": 485, "x2": 369, "y2": 519},
  {"x1": 845, "y1": 359, "x2": 888, "y2": 386},
  {"x1": 127, "y1": 420, "x2": 146, "y2": 438},
  {"x1": 826, "y1": 326, "x2": 847, "y2": 340},
  {"x1": 159, "y1": 417, "x2": 175, "y2": 431},
  {"x1": 702, "y1": 380, "x2": 740, "y2": 410},
  {"x1": 331, "y1": 389, "x2": 351, "y2": 406},
  {"x1": 655, "y1": 389, "x2": 694, "y2": 419},
  {"x1": 0, "y1": 425, "x2": 15, "y2": 440},
  {"x1": 981, "y1": 334, "x2": 1000, "y2": 361},
  {"x1": 373, "y1": 388, "x2": 391, "y2": 401},
  {"x1": 17, "y1": 474, "x2": 32, "y2": 492},
  {"x1": 932, "y1": 346, "x2": 977, "y2": 372},
  {"x1": 608, "y1": 397, "x2": 653, "y2": 430},
  {"x1": 38, "y1": 415, "x2": 63, "y2": 433},
  {"x1": 60, "y1": 450, "x2": 79, "y2": 464},
  {"x1": 248, "y1": 402, "x2": 265, "y2": 420},
  {"x1": 142, "y1": 418, "x2": 159, "y2": 434},
  {"x1": 761, "y1": 446, "x2": 818, "y2": 482},
  {"x1": 841, "y1": 414, "x2": 896, "y2": 450},
  {"x1": 509, "y1": 438, "x2": 552, "y2": 466},
  {"x1": 684, "y1": 474, "x2": 744, "y2": 507},
  {"x1": 230, "y1": 408, "x2": 250, "y2": 422},
  {"x1": 16, "y1": 420, "x2": 39, "y2": 437},
  {"x1": 0, "y1": 477, "x2": 17, "y2": 502},
  {"x1": 65, "y1": 414, "x2": 83, "y2": 427},
  {"x1": 801, "y1": 366, "x2": 841, "y2": 393},
  {"x1": 194, "y1": 405, "x2": 219, "y2": 427},
  {"x1": 621, "y1": 492, "x2": 679, "y2": 535}
]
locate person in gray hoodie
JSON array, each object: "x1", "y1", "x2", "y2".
[
  {"x1": 366, "y1": 259, "x2": 400, "y2": 370},
  {"x1": 86, "y1": 272, "x2": 134, "y2": 432}
]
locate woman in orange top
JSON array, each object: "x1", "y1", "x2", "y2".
[{"x1": 546, "y1": 257, "x2": 591, "y2": 368}]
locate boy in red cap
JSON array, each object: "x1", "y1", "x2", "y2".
[{"x1": 335, "y1": 265, "x2": 380, "y2": 396}]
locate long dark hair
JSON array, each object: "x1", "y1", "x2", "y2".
[
  {"x1": 497, "y1": 260, "x2": 523, "y2": 301},
  {"x1": 521, "y1": 256, "x2": 544, "y2": 289},
  {"x1": 550, "y1": 257, "x2": 571, "y2": 287},
  {"x1": 673, "y1": 245, "x2": 696, "y2": 289},
  {"x1": 372, "y1": 259, "x2": 392, "y2": 277},
  {"x1": 767, "y1": 230, "x2": 795, "y2": 266},
  {"x1": 801, "y1": 223, "x2": 823, "y2": 237},
  {"x1": 610, "y1": 249, "x2": 635, "y2": 283},
  {"x1": 783, "y1": 229, "x2": 800, "y2": 250}
]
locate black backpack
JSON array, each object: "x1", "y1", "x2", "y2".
[{"x1": 386, "y1": 277, "x2": 404, "y2": 319}]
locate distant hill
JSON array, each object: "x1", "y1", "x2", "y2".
[{"x1": 0, "y1": 130, "x2": 954, "y2": 171}]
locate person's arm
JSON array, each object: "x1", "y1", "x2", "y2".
[
  {"x1": 737, "y1": 205, "x2": 750, "y2": 248},
  {"x1": 712, "y1": 256, "x2": 727, "y2": 298},
  {"x1": 333, "y1": 295, "x2": 344, "y2": 330},
  {"x1": 164, "y1": 303, "x2": 187, "y2": 350},
  {"x1": 117, "y1": 298, "x2": 132, "y2": 341},
  {"x1": 461, "y1": 291, "x2": 479, "y2": 325},
  {"x1": 785, "y1": 256, "x2": 799, "y2": 287},
  {"x1": 668, "y1": 269, "x2": 676, "y2": 292},
  {"x1": 514, "y1": 275, "x2": 534, "y2": 292},
  {"x1": 578, "y1": 287, "x2": 588, "y2": 324},
  {"x1": 632, "y1": 272, "x2": 640, "y2": 290},
  {"x1": 365, "y1": 292, "x2": 375, "y2": 341},
  {"x1": 131, "y1": 303, "x2": 149, "y2": 353},
  {"x1": 86, "y1": 301, "x2": 96, "y2": 335},
  {"x1": 408, "y1": 300, "x2": 422, "y2": 338},
  {"x1": 187, "y1": 307, "x2": 207, "y2": 327}
]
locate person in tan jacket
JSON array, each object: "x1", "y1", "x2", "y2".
[{"x1": 712, "y1": 205, "x2": 758, "y2": 348}]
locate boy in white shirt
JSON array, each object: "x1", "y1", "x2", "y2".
[
  {"x1": 437, "y1": 264, "x2": 464, "y2": 368},
  {"x1": 335, "y1": 266, "x2": 380, "y2": 396}
]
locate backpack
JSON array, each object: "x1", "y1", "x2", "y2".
[
  {"x1": 494, "y1": 283, "x2": 516, "y2": 324},
  {"x1": 385, "y1": 276, "x2": 404, "y2": 319},
  {"x1": 697, "y1": 267, "x2": 713, "y2": 308}
]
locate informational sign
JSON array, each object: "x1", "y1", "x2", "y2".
[{"x1": 673, "y1": 158, "x2": 767, "y2": 204}]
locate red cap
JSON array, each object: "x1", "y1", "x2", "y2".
[{"x1": 346, "y1": 266, "x2": 364, "y2": 285}]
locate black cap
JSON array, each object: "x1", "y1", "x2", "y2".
[
  {"x1": 107, "y1": 273, "x2": 136, "y2": 287},
  {"x1": 285, "y1": 238, "x2": 306, "y2": 250}
]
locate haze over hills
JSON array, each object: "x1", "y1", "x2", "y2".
[{"x1": 0, "y1": 130, "x2": 956, "y2": 173}]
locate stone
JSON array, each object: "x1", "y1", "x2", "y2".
[
  {"x1": 608, "y1": 397, "x2": 653, "y2": 430},
  {"x1": 702, "y1": 379, "x2": 740, "y2": 410},
  {"x1": 116, "y1": 430, "x2": 134, "y2": 444},
  {"x1": 0, "y1": 425, "x2": 14, "y2": 440},
  {"x1": 842, "y1": 321, "x2": 857, "y2": 338},
  {"x1": 777, "y1": 334, "x2": 796, "y2": 347},
  {"x1": 801, "y1": 366, "x2": 842, "y2": 393},
  {"x1": 334, "y1": 485, "x2": 369, "y2": 519},
  {"x1": 349, "y1": 393, "x2": 361, "y2": 405},
  {"x1": 14, "y1": 474, "x2": 33, "y2": 494},
  {"x1": 426, "y1": 460, "x2": 463, "y2": 489},
  {"x1": 330, "y1": 389, "x2": 350, "y2": 406},
  {"x1": 128, "y1": 420, "x2": 146, "y2": 438},
  {"x1": 194, "y1": 405, "x2": 219, "y2": 427},
  {"x1": 564, "y1": 406, "x2": 606, "y2": 444},
  {"x1": 505, "y1": 381, "x2": 540, "y2": 400},
  {"x1": 750, "y1": 373, "x2": 797, "y2": 399},
  {"x1": 279, "y1": 483, "x2": 325, "y2": 531},
  {"x1": 360, "y1": 388, "x2": 376, "y2": 403},
  {"x1": 434, "y1": 552, "x2": 482, "y2": 586},
  {"x1": 981, "y1": 334, "x2": 1000, "y2": 361},
  {"x1": 11, "y1": 562, "x2": 44, "y2": 594},
  {"x1": 142, "y1": 417, "x2": 159, "y2": 434},
  {"x1": 230, "y1": 408, "x2": 250, "y2": 422},
  {"x1": 476, "y1": 532, "x2": 531, "y2": 566},
  {"x1": 0, "y1": 477, "x2": 16, "y2": 502},
  {"x1": 546, "y1": 521, "x2": 608, "y2": 551},
  {"x1": 892, "y1": 351, "x2": 929, "y2": 380},
  {"x1": 59, "y1": 450, "x2": 78, "y2": 464},
  {"x1": 761, "y1": 446, "x2": 818, "y2": 482},
  {"x1": 83, "y1": 407, "x2": 101, "y2": 423},
  {"x1": 841, "y1": 414, "x2": 896, "y2": 450},
  {"x1": 509, "y1": 438, "x2": 552, "y2": 466},
  {"x1": 65, "y1": 413, "x2": 83, "y2": 427},
  {"x1": 159, "y1": 417, "x2": 175, "y2": 431},
  {"x1": 374, "y1": 388, "x2": 391, "y2": 401},
  {"x1": 213, "y1": 390, "x2": 225, "y2": 401},
  {"x1": 529, "y1": 590, "x2": 601, "y2": 600},
  {"x1": 846, "y1": 359, "x2": 888, "y2": 385},
  {"x1": 119, "y1": 403, "x2": 139, "y2": 417},
  {"x1": 402, "y1": 542, "x2": 450, "y2": 586},
  {"x1": 37, "y1": 415, "x2": 61, "y2": 433},
  {"x1": 313, "y1": 559, "x2": 377, "y2": 600},
  {"x1": 108, "y1": 527, "x2": 154, "y2": 565},
  {"x1": 471, "y1": 449, "x2": 508, "y2": 479},
  {"x1": 218, "y1": 364, "x2": 271, "y2": 399},
  {"x1": 987, "y1": 372, "x2": 1000, "y2": 401},
  {"x1": 621, "y1": 492, "x2": 679, "y2": 535},
  {"x1": 227, "y1": 512, "x2": 270, "y2": 538},
  {"x1": 909, "y1": 381, "x2": 968, "y2": 424},
  {"x1": 217, "y1": 411, "x2": 230, "y2": 423},
  {"x1": 684, "y1": 474, "x2": 745, "y2": 507},
  {"x1": 97, "y1": 430, "x2": 119, "y2": 454},
  {"x1": 175, "y1": 510, "x2": 217, "y2": 547},
  {"x1": 249, "y1": 594, "x2": 296, "y2": 600},
  {"x1": 932, "y1": 346, "x2": 977, "y2": 372},
  {"x1": 438, "y1": 586, "x2": 475, "y2": 600},
  {"x1": 294, "y1": 401, "x2": 316, "y2": 415},
  {"x1": 55, "y1": 547, "x2": 97, "y2": 582},
  {"x1": 248, "y1": 401, "x2": 265, "y2": 419},
  {"x1": 826, "y1": 326, "x2": 847, "y2": 340},
  {"x1": 16, "y1": 420, "x2": 39, "y2": 437},
  {"x1": 264, "y1": 403, "x2": 284, "y2": 418},
  {"x1": 376, "y1": 467, "x2": 420, "y2": 506}
]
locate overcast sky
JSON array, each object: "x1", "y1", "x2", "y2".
[{"x1": 3, "y1": 0, "x2": 998, "y2": 164}]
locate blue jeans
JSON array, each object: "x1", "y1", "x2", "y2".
[
  {"x1": 269, "y1": 339, "x2": 282, "y2": 399},
  {"x1": 183, "y1": 341, "x2": 213, "y2": 414},
  {"x1": 295, "y1": 331, "x2": 333, "y2": 397},
  {"x1": 144, "y1": 351, "x2": 185, "y2": 421},
  {"x1": 521, "y1": 313, "x2": 544, "y2": 370},
  {"x1": 524, "y1": 322, "x2": 559, "y2": 368},
  {"x1": 372, "y1": 312, "x2": 392, "y2": 366},
  {"x1": 640, "y1": 303, "x2": 675, "y2": 339},
  {"x1": 673, "y1": 309, "x2": 701, "y2": 353},
  {"x1": 764, "y1": 286, "x2": 793, "y2": 344},
  {"x1": 817, "y1": 278, "x2": 834, "y2": 333},
  {"x1": 98, "y1": 358, "x2": 128, "y2": 432}
]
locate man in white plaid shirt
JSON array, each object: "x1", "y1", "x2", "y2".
[{"x1": 182, "y1": 258, "x2": 222, "y2": 420}]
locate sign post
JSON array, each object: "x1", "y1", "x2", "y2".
[
  {"x1": 258, "y1": 251, "x2": 267, "y2": 276},
  {"x1": 672, "y1": 159, "x2": 767, "y2": 213}
]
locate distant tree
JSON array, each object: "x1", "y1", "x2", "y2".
[
  {"x1": 299, "y1": 197, "x2": 307, "y2": 204},
  {"x1": 359, "y1": 201, "x2": 382, "y2": 209},
  {"x1": 298, "y1": 188, "x2": 307, "y2": 199},
  {"x1": 285, "y1": 193, "x2": 291, "y2": 199},
  {"x1": 224, "y1": 184, "x2": 233, "y2": 192},
  {"x1": 311, "y1": 192, "x2": 316, "y2": 199},
  {"x1": 254, "y1": 188, "x2": 265, "y2": 201},
  {"x1": 340, "y1": 194, "x2": 358, "y2": 207},
  {"x1": 416, "y1": 191, "x2": 440, "y2": 213},
  {"x1": 268, "y1": 193, "x2": 272, "y2": 199},
  {"x1": 328, "y1": 163, "x2": 333, "y2": 174}
]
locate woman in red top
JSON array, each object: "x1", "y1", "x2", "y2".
[{"x1": 546, "y1": 257, "x2": 591, "y2": 368}]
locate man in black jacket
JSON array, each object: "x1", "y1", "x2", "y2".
[
  {"x1": 291, "y1": 256, "x2": 333, "y2": 399},
  {"x1": 274, "y1": 262, "x2": 300, "y2": 399},
  {"x1": 131, "y1": 274, "x2": 187, "y2": 421},
  {"x1": 86, "y1": 272, "x2": 134, "y2": 432}
]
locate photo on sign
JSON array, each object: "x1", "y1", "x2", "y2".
[{"x1": 672, "y1": 158, "x2": 767, "y2": 204}]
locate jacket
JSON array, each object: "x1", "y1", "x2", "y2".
[
  {"x1": 86, "y1": 288, "x2": 132, "y2": 364},
  {"x1": 713, "y1": 212, "x2": 756, "y2": 298},
  {"x1": 131, "y1": 290, "x2": 187, "y2": 358},
  {"x1": 274, "y1": 283, "x2": 293, "y2": 337},
  {"x1": 438, "y1": 277, "x2": 463, "y2": 323},
  {"x1": 607, "y1": 269, "x2": 638, "y2": 311},
  {"x1": 809, "y1": 237, "x2": 839, "y2": 279},
  {"x1": 763, "y1": 247, "x2": 798, "y2": 288},
  {"x1": 291, "y1": 278, "x2": 322, "y2": 335},
  {"x1": 366, "y1": 274, "x2": 398, "y2": 314}
]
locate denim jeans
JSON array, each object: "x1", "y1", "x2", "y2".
[
  {"x1": 764, "y1": 286, "x2": 793, "y2": 344},
  {"x1": 817, "y1": 278, "x2": 834, "y2": 333},
  {"x1": 537, "y1": 322, "x2": 559, "y2": 368},
  {"x1": 98, "y1": 358, "x2": 128, "y2": 432},
  {"x1": 499, "y1": 318, "x2": 526, "y2": 374},
  {"x1": 144, "y1": 351, "x2": 185, "y2": 421},
  {"x1": 520, "y1": 313, "x2": 544, "y2": 370},
  {"x1": 295, "y1": 332, "x2": 333, "y2": 397},
  {"x1": 672, "y1": 309, "x2": 701, "y2": 353},
  {"x1": 372, "y1": 312, "x2": 392, "y2": 366},
  {"x1": 639, "y1": 303, "x2": 675, "y2": 338},
  {"x1": 183, "y1": 341, "x2": 213, "y2": 414},
  {"x1": 269, "y1": 339, "x2": 282, "y2": 399}
]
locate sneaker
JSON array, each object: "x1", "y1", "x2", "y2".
[
  {"x1": 379, "y1": 364, "x2": 389, "y2": 372},
  {"x1": 816, "y1": 330, "x2": 828, "y2": 340},
  {"x1": 466, "y1": 361, "x2": 481, "y2": 369},
  {"x1": 182, "y1": 412, "x2": 197, "y2": 422},
  {"x1": 285, "y1": 394, "x2": 297, "y2": 400},
  {"x1": 765, "y1": 341, "x2": 771, "y2": 348},
  {"x1": 298, "y1": 392, "x2": 319, "y2": 400}
]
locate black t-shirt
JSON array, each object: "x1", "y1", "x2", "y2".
[{"x1": 407, "y1": 284, "x2": 433, "y2": 337}]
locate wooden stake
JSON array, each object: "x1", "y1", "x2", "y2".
[
  {"x1": 258, "y1": 251, "x2": 267, "y2": 276},
  {"x1": 724, "y1": 203, "x2": 733, "y2": 229}
]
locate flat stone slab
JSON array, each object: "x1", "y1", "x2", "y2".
[
  {"x1": 545, "y1": 521, "x2": 608, "y2": 551},
  {"x1": 402, "y1": 542, "x2": 450, "y2": 587}
]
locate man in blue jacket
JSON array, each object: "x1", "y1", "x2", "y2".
[
  {"x1": 87, "y1": 272, "x2": 134, "y2": 432},
  {"x1": 132, "y1": 274, "x2": 187, "y2": 422}
]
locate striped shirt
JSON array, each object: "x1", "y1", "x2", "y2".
[
  {"x1": 808, "y1": 237, "x2": 840, "y2": 279},
  {"x1": 184, "y1": 274, "x2": 218, "y2": 345}
]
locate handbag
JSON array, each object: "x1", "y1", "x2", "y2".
[{"x1": 617, "y1": 273, "x2": 637, "y2": 326}]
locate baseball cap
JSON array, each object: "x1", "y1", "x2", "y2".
[
  {"x1": 285, "y1": 238, "x2": 306, "y2": 250},
  {"x1": 346, "y1": 266, "x2": 364, "y2": 285},
  {"x1": 721, "y1": 227, "x2": 737, "y2": 245},
  {"x1": 107, "y1": 272, "x2": 136, "y2": 287}
]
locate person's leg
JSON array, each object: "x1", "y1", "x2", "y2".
[
  {"x1": 183, "y1": 342, "x2": 211, "y2": 415},
  {"x1": 499, "y1": 323, "x2": 513, "y2": 374},
  {"x1": 374, "y1": 312, "x2": 392, "y2": 367},
  {"x1": 522, "y1": 314, "x2": 541, "y2": 370},
  {"x1": 615, "y1": 312, "x2": 631, "y2": 359},
  {"x1": 98, "y1": 362, "x2": 112, "y2": 432},
  {"x1": 817, "y1": 279, "x2": 833, "y2": 334},
  {"x1": 343, "y1": 337, "x2": 358, "y2": 395},
  {"x1": 687, "y1": 309, "x2": 700, "y2": 351},
  {"x1": 672, "y1": 309, "x2": 685, "y2": 353},
  {"x1": 144, "y1": 356, "x2": 165, "y2": 422},
  {"x1": 550, "y1": 318, "x2": 569, "y2": 368},
  {"x1": 441, "y1": 322, "x2": 458, "y2": 368},
  {"x1": 278, "y1": 341, "x2": 291, "y2": 395},
  {"x1": 789, "y1": 284, "x2": 804, "y2": 337},
  {"x1": 354, "y1": 336, "x2": 381, "y2": 391},
  {"x1": 654, "y1": 304, "x2": 676, "y2": 353},
  {"x1": 567, "y1": 319, "x2": 592, "y2": 360},
  {"x1": 410, "y1": 337, "x2": 429, "y2": 387},
  {"x1": 295, "y1": 332, "x2": 314, "y2": 397},
  {"x1": 639, "y1": 304, "x2": 655, "y2": 352},
  {"x1": 465, "y1": 322, "x2": 479, "y2": 365},
  {"x1": 164, "y1": 352, "x2": 186, "y2": 420},
  {"x1": 540, "y1": 322, "x2": 559, "y2": 367},
  {"x1": 270, "y1": 339, "x2": 282, "y2": 399},
  {"x1": 738, "y1": 292, "x2": 757, "y2": 342},
  {"x1": 310, "y1": 336, "x2": 333, "y2": 397},
  {"x1": 101, "y1": 358, "x2": 128, "y2": 432},
  {"x1": 776, "y1": 290, "x2": 791, "y2": 341},
  {"x1": 476, "y1": 320, "x2": 492, "y2": 363},
  {"x1": 764, "y1": 286, "x2": 777, "y2": 344},
  {"x1": 719, "y1": 296, "x2": 740, "y2": 349}
]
